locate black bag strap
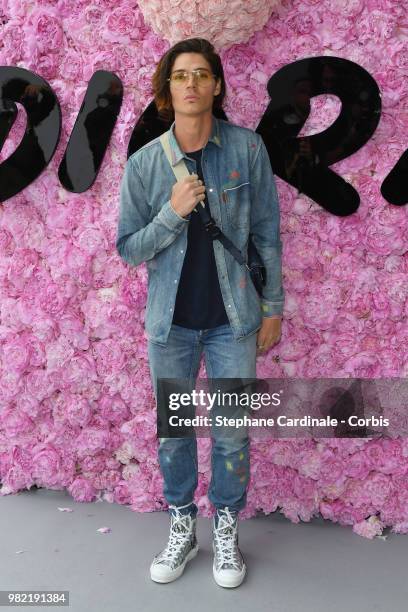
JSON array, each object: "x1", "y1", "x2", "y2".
[{"x1": 194, "y1": 202, "x2": 250, "y2": 269}]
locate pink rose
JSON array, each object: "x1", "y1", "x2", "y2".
[
  {"x1": 390, "y1": 40, "x2": 408, "y2": 72},
  {"x1": 60, "y1": 354, "x2": 97, "y2": 392},
  {"x1": 356, "y1": 10, "x2": 397, "y2": 42},
  {"x1": 92, "y1": 339, "x2": 126, "y2": 377},
  {"x1": 17, "y1": 393, "x2": 42, "y2": 419},
  {"x1": 343, "y1": 352, "x2": 380, "y2": 377},
  {"x1": 84, "y1": 6, "x2": 104, "y2": 26},
  {"x1": 319, "y1": 456, "x2": 346, "y2": 485},
  {"x1": 82, "y1": 455, "x2": 107, "y2": 473},
  {"x1": 36, "y1": 53, "x2": 60, "y2": 80},
  {"x1": 68, "y1": 476, "x2": 97, "y2": 502},
  {"x1": 1, "y1": 406, "x2": 34, "y2": 436},
  {"x1": 300, "y1": 344, "x2": 340, "y2": 377},
  {"x1": 363, "y1": 222, "x2": 405, "y2": 256},
  {"x1": 279, "y1": 325, "x2": 317, "y2": 361},
  {"x1": 75, "y1": 428, "x2": 111, "y2": 458},
  {"x1": 2, "y1": 336, "x2": 32, "y2": 373},
  {"x1": 345, "y1": 451, "x2": 371, "y2": 479},
  {"x1": 293, "y1": 473, "x2": 316, "y2": 498},
  {"x1": 7, "y1": 249, "x2": 39, "y2": 290},
  {"x1": 57, "y1": 313, "x2": 89, "y2": 351},
  {"x1": 0, "y1": 368, "x2": 25, "y2": 403},
  {"x1": 391, "y1": 521, "x2": 408, "y2": 535},
  {"x1": 296, "y1": 449, "x2": 321, "y2": 479},
  {"x1": 31, "y1": 446, "x2": 61, "y2": 484},
  {"x1": 27, "y1": 10, "x2": 63, "y2": 54},
  {"x1": 38, "y1": 284, "x2": 68, "y2": 317},
  {"x1": 301, "y1": 281, "x2": 342, "y2": 330},
  {"x1": 65, "y1": 396, "x2": 93, "y2": 428},
  {"x1": 92, "y1": 469, "x2": 121, "y2": 490},
  {"x1": 363, "y1": 473, "x2": 393, "y2": 506},
  {"x1": 0, "y1": 229, "x2": 14, "y2": 257},
  {"x1": 1, "y1": 465, "x2": 33, "y2": 494},
  {"x1": 74, "y1": 225, "x2": 106, "y2": 256},
  {"x1": 286, "y1": 11, "x2": 318, "y2": 35},
  {"x1": 353, "y1": 516, "x2": 384, "y2": 539},
  {"x1": 99, "y1": 394, "x2": 130, "y2": 426},
  {"x1": 1, "y1": 22, "x2": 26, "y2": 63},
  {"x1": 25, "y1": 369, "x2": 56, "y2": 402},
  {"x1": 113, "y1": 481, "x2": 131, "y2": 504},
  {"x1": 326, "y1": 0, "x2": 363, "y2": 15},
  {"x1": 104, "y1": 7, "x2": 145, "y2": 43},
  {"x1": 60, "y1": 51, "x2": 84, "y2": 81},
  {"x1": 141, "y1": 33, "x2": 168, "y2": 64}
]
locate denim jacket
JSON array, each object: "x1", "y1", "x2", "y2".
[{"x1": 116, "y1": 114, "x2": 284, "y2": 345}]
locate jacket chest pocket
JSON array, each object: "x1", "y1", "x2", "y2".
[{"x1": 221, "y1": 182, "x2": 251, "y2": 229}]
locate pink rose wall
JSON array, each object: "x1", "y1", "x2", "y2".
[{"x1": 0, "y1": 0, "x2": 407, "y2": 540}]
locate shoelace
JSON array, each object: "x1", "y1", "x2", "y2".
[
  {"x1": 156, "y1": 510, "x2": 193, "y2": 566},
  {"x1": 213, "y1": 508, "x2": 241, "y2": 570}
]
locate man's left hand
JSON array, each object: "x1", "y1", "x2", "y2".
[{"x1": 256, "y1": 317, "x2": 282, "y2": 354}]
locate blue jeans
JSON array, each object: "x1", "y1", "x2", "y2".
[{"x1": 148, "y1": 323, "x2": 257, "y2": 518}]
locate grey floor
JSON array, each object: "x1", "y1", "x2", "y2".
[{"x1": 1, "y1": 487, "x2": 407, "y2": 612}]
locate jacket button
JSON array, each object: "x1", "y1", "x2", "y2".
[{"x1": 180, "y1": 250, "x2": 184, "y2": 253}]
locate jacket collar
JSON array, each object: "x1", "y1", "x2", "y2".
[{"x1": 168, "y1": 114, "x2": 222, "y2": 166}]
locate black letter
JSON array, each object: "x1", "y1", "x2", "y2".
[
  {"x1": 381, "y1": 150, "x2": 408, "y2": 206},
  {"x1": 0, "y1": 66, "x2": 60, "y2": 201},
  {"x1": 58, "y1": 70, "x2": 123, "y2": 192},
  {"x1": 256, "y1": 57, "x2": 381, "y2": 216}
]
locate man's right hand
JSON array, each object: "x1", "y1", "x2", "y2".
[{"x1": 170, "y1": 173, "x2": 206, "y2": 218}]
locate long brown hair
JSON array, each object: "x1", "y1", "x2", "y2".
[{"x1": 152, "y1": 38, "x2": 226, "y2": 123}]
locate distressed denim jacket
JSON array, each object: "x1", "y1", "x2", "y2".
[{"x1": 116, "y1": 114, "x2": 284, "y2": 345}]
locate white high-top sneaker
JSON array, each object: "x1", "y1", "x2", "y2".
[
  {"x1": 212, "y1": 507, "x2": 246, "y2": 588},
  {"x1": 150, "y1": 505, "x2": 199, "y2": 583}
]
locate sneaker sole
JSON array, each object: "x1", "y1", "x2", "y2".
[{"x1": 150, "y1": 544, "x2": 199, "y2": 583}]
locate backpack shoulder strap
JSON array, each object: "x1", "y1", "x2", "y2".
[{"x1": 159, "y1": 131, "x2": 191, "y2": 182}]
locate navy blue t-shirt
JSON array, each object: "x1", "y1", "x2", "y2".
[{"x1": 172, "y1": 148, "x2": 229, "y2": 330}]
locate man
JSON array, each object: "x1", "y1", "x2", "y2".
[{"x1": 116, "y1": 38, "x2": 284, "y2": 588}]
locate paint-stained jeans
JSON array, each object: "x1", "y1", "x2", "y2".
[{"x1": 148, "y1": 322, "x2": 257, "y2": 518}]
